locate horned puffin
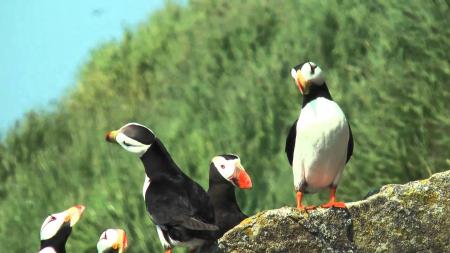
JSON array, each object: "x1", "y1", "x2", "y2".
[
  {"x1": 207, "y1": 154, "x2": 252, "y2": 237},
  {"x1": 97, "y1": 229, "x2": 128, "y2": 253},
  {"x1": 39, "y1": 205, "x2": 85, "y2": 253},
  {"x1": 286, "y1": 61, "x2": 353, "y2": 210},
  {"x1": 105, "y1": 123, "x2": 218, "y2": 253}
]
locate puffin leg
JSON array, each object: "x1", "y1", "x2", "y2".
[
  {"x1": 164, "y1": 249, "x2": 173, "y2": 253},
  {"x1": 296, "y1": 191, "x2": 316, "y2": 210},
  {"x1": 321, "y1": 187, "x2": 346, "y2": 208}
]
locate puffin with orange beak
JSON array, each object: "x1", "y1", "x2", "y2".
[
  {"x1": 208, "y1": 154, "x2": 252, "y2": 237},
  {"x1": 97, "y1": 229, "x2": 128, "y2": 253},
  {"x1": 105, "y1": 123, "x2": 218, "y2": 253},
  {"x1": 39, "y1": 205, "x2": 86, "y2": 253},
  {"x1": 286, "y1": 61, "x2": 353, "y2": 210}
]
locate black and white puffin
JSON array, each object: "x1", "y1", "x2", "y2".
[
  {"x1": 39, "y1": 205, "x2": 85, "y2": 253},
  {"x1": 208, "y1": 154, "x2": 252, "y2": 237},
  {"x1": 105, "y1": 123, "x2": 218, "y2": 253},
  {"x1": 97, "y1": 228, "x2": 128, "y2": 253},
  {"x1": 286, "y1": 61, "x2": 353, "y2": 210}
]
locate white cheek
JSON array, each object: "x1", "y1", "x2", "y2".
[
  {"x1": 116, "y1": 133, "x2": 151, "y2": 156},
  {"x1": 217, "y1": 164, "x2": 235, "y2": 180},
  {"x1": 97, "y1": 239, "x2": 111, "y2": 252},
  {"x1": 124, "y1": 145, "x2": 150, "y2": 156},
  {"x1": 291, "y1": 68, "x2": 297, "y2": 79},
  {"x1": 97, "y1": 229, "x2": 119, "y2": 252},
  {"x1": 301, "y1": 62, "x2": 324, "y2": 84},
  {"x1": 40, "y1": 218, "x2": 65, "y2": 240}
]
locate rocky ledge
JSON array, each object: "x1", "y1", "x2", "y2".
[{"x1": 217, "y1": 170, "x2": 449, "y2": 253}]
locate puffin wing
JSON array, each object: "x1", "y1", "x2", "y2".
[
  {"x1": 147, "y1": 180, "x2": 217, "y2": 231},
  {"x1": 285, "y1": 120, "x2": 297, "y2": 166},
  {"x1": 346, "y1": 123, "x2": 354, "y2": 163}
]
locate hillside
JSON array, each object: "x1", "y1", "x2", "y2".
[{"x1": 0, "y1": 0, "x2": 449, "y2": 252}]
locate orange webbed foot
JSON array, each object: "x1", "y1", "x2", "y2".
[{"x1": 321, "y1": 201, "x2": 346, "y2": 208}]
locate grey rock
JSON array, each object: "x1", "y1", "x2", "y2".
[{"x1": 217, "y1": 170, "x2": 450, "y2": 253}]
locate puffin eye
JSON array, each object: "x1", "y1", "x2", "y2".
[
  {"x1": 50, "y1": 216, "x2": 56, "y2": 222},
  {"x1": 309, "y1": 62, "x2": 317, "y2": 74},
  {"x1": 102, "y1": 232, "x2": 107, "y2": 240},
  {"x1": 220, "y1": 165, "x2": 225, "y2": 169}
]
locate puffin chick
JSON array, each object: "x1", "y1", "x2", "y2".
[
  {"x1": 286, "y1": 61, "x2": 353, "y2": 210},
  {"x1": 97, "y1": 229, "x2": 128, "y2": 253},
  {"x1": 39, "y1": 205, "x2": 85, "y2": 253},
  {"x1": 105, "y1": 123, "x2": 218, "y2": 253}
]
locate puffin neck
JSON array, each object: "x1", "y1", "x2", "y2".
[
  {"x1": 140, "y1": 138, "x2": 183, "y2": 181},
  {"x1": 40, "y1": 226, "x2": 71, "y2": 253},
  {"x1": 302, "y1": 83, "x2": 333, "y2": 108},
  {"x1": 208, "y1": 164, "x2": 239, "y2": 209}
]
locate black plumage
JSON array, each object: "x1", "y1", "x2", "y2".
[
  {"x1": 40, "y1": 223, "x2": 72, "y2": 253},
  {"x1": 207, "y1": 161, "x2": 247, "y2": 237},
  {"x1": 141, "y1": 139, "x2": 218, "y2": 246}
]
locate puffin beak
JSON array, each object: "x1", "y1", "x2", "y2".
[
  {"x1": 105, "y1": 130, "x2": 118, "y2": 143},
  {"x1": 65, "y1": 204, "x2": 85, "y2": 227},
  {"x1": 113, "y1": 229, "x2": 128, "y2": 253},
  {"x1": 233, "y1": 164, "x2": 252, "y2": 189},
  {"x1": 295, "y1": 70, "x2": 308, "y2": 94}
]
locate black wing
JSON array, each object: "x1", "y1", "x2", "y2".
[
  {"x1": 146, "y1": 178, "x2": 217, "y2": 231},
  {"x1": 346, "y1": 123, "x2": 354, "y2": 163},
  {"x1": 285, "y1": 120, "x2": 297, "y2": 166}
]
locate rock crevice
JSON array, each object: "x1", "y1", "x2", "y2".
[{"x1": 217, "y1": 171, "x2": 450, "y2": 253}]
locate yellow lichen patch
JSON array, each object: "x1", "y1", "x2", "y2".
[
  {"x1": 244, "y1": 227, "x2": 254, "y2": 238},
  {"x1": 382, "y1": 185, "x2": 395, "y2": 197},
  {"x1": 239, "y1": 217, "x2": 254, "y2": 226}
]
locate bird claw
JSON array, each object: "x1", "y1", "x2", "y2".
[{"x1": 321, "y1": 201, "x2": 346, "y2": 208}]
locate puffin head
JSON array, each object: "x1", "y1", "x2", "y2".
[
  {"x1": 291, "y1": 61, "x2": 325, "y2": 94},
  {"x1": 211, "y1": 154, "x2": 252, "y2": 189},
  {"x1": 105, "y1": 123, "x2": 155, "y2": 156},
  {"x1": 97, "y1": 229, "x2": 128, "y2": 253},
  {"x1": 40, "y1": 205, "x2": 85, "y2": 252}
]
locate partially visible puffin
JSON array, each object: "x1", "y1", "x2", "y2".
[
  {"x1": 208, "y1": 154, "x2": 252, "y2": 237},
  {"x1": 105, "y1": 123, "x2": 218, "y2": 253},
  {"x1": 97, "y1": 229, "x2": 128, "y2": 253},
  {"x1": 286, "y1": 61, "x2": 353, "y2": 209},
  {"x1": 39, "y1": 205, "x2": 86, "y2": 253}
]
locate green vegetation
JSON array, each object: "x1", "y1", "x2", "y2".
[{"x1": 1, "y1": 0, "x2": 449, "y2": 252}]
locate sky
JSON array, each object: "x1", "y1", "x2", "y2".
[{"x1": 0, "y1": 0, "x2": 164, "y2": 135}]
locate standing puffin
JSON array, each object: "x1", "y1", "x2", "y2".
[
  {"x1": 39, "y1": 205, "x2": 86, "y2": 253},
  {"x1": 105, "y1": 123, "x2": 218, "y2": 253},
  {"x1": 286, "y1": 61, "x2": 353, "y2": 210},
  {"x1": 97, "y1": 229, "x2": 128, "y2": 253},
  {"x1": 208, "y1": 154, "x2": 252, "y2": 237}
]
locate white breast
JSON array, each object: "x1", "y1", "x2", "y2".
[
  {"x1": 142, "y1": 175, "x2": 151, "y2": 200},
  {"x1": 39, "y1": 247, "x2": 57, "y2": 253},
  {"x1": 156, "y1": 225, "x2": 206, "y2": 249},
  {"x1": 292, "y1": 97, "x2": 349, "y2": 192}
]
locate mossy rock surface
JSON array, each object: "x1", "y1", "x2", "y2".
[{"x1": 216, "y1": 171, "x2": 450, "y2": 253}]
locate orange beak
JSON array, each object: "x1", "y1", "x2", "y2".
[
  {"x1": 112, "y1": 229, "x2": 128, "y2": 253},
  {"x1": 105, "y1": 130, "x2": 118, "y2": 143},
  {"x1": 234, "y1": 168, "x2": 252, "y2": 189},
  {"x1": 296, "y1": 70, "x2": 307, "y2": 94}
]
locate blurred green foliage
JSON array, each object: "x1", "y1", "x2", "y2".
[{"x1": 1, "y1": 0, "x2": 449, "y2": 252}]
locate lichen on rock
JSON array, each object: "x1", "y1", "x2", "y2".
[{"x1": 217, "y1": 170, "x2": 450, "y2": 253}]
